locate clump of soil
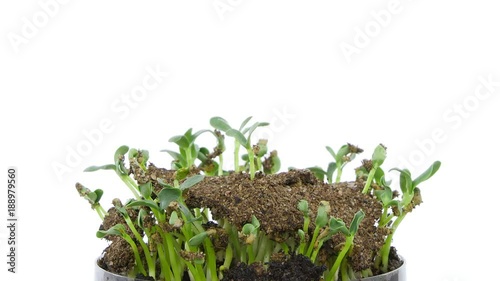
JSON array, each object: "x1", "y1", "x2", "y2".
[
  {"x1": 185, "y1": 169, "x2": 386, "y2": 271},
  {"x1": 222, "y1": 255, "x2": 325, "y2": 281},
  {"x1": 98, "y1": 238, "x2": 136, "y2": 276}
]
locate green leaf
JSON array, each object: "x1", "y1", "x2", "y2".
[
  {"x1": 161, "y1": 149, "x2": 182, "y2": 160},
  {"x1": 239, "y1": 116, "x2": 253, "y2": 131},
  {"x1": 226, "y1": 129, "x2": 248, "y2": 147},
  {"x1": 137, "y1": 208, "x2": 148, "y2": 230},
  {"x1": 189, "y1": 232, "x2": 208, "y2": 247},
  {"x1": 372, "y1": 144, "x2": 387, "y2": 166},
  {"x1": 315, "y1": 203, "x2": 329, "y2": 228},
  {"x1": 328, "y1": 218, "x2": 349, "y2": 236},
  {"x1": 96, "y1": 224, "x2": 125, "y2": 238},
  {"x1": 84, "y1": 164, "x2": 116, "y2": 172},
  {"x1": 114, "y1": 146, "x2": 129, "y2": 163},
  {"x1": 298, "y1": 229, "x2": 305, "y2": 240},
  {"x1": 128, "y1": 148, "x2": 139, "y2": 159},
  {"x1": 326, "y1": 162, "x2": 337, "y2": 184},
  {"x1": 245, "y1": 122, "x2": 269, "y2": 141},
  {"x1": 391, "y1": 168, "x2": 412, "y2": 194},
  {"x1": 412, "y1": 161, "x2": 441, "y2": 187},
  {"x1": 298, "y1": 200, "x2": 309, "y2": 214},
  {"x1": 269, "y1": 153, "x2": 281, "y2": 174},
  {"x1": 241, "y1": 154, "x2": 249, "y2": 161},
  {"x1": 192, "y1": 129, "x2": 211, "y2": 140},
  {"x1": 158, "y1": 187, "x2": 182, "y2": 209},
  {"x1": 157, "y1": 178, "x2": 174, "y2": 188},
  {"x1": 335, "y1": 145, "x2": 350, "y2": 164},
  {"x1": 256, "y1": 139, "x2": 268, "y2": 157},
  {"x1": 94, "y1": 189, "x2": 104, "y2": 203},
  {"x1": 169, "y1": 135, "x2": 190, "y2": 149},
  {"x1": 116, "y1": 160, "x2": 129, "y2": 176},
  {"x1": 251, "y1": 215, "x2": 260, "y2": 228},
  {"x1": 175, "y1": 168, "x2": 190, "y2": 181},
  {"x1": 184, "y1": 128, "x2": 194, "y2": 142},
  {"x1": 139, "y1": 182, "x2": 152, "y2": 199},
  {"x1": 374, "y1": 187, "x2": 393, "y2": 206},
  {"x1": 127, "y1": 199, "x2": 160, "y2": 211},
  {"x1": 169, "y1": 211, "x2": 179, "y2": 225},
  {"x1": 180, "y1": 175, "x2": 205, "y2": 191},
  {"x1": 210, "y1": 117, "x2": 232, "y2": 132},
  {"x1": 374, "y1": 167, "x2": 389, "y2": 187},
  {"x1": 87, "y1": 192, "x2": 97, "y2": 204},
  {"x1": 325, "y1": 146, "x2": 336, "y2": 159},
  {"x1": 308, "y1": 166, "x2": 326, "y2": 182},
  {"x1": 140, "y1": 150, "x2": 149, "y2": 164},
  {"x1": 349, "y1": 210, "x2": 365, "y2": 235},
  {"x1": 242, "y1": 223, "x2": 256, "y2": 235}
]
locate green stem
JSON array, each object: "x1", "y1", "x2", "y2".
[
  {"x1": 380, "y1": 213, "x2": 406, "y2": 272},
  {"x1": 234, "y1": 140, "x2": 240, "y2": 173},
  {"x1": 185, "y1": 261, "x2": 205, "y2": 281},
  {"x1": 340, "y1": 257, "x2": 349, "y2": 281},
  {"x1": 326, "y1": 235, "x2": 354, "y2": 281},
  {"x1": 247, "y1": 148, "x2": 256, "y2": 180},
  {"x1": 221, "y1": 245, "x2": 233, "y2": 270},
  {"x1": 157, "y1": 244, "x2": 174, "y2": 281},
  {"x1": 121, "y1": 175, "x2": 141, "y2": 199},
  {"x1": 95, "y1": 205, "x2": 108, "y2": 220},
  {"x1": 246, "y1": 241, "x2": 255, "y2": 264},
  {"x1": 362, "y1": 164, "x2": 379, "y2": 194},
  {"x1": 335, "y1": 168, "x2": 343, "y2": 183},
  {"x1": 361, "y1": 268, "x2": 373, "y2": 278},
  {"x1": 378, "y1": 208, "x2": 394, "y2": 228},
  {"x1": 306, "y1": 226, "x2": 321, "y2": 258},
  {"x1": 123, "y1": 216, "x2": 155, "y2": 277},
  {"x1": 122, "y1": 235, "x2": 147, "y2": 276},
  {"x1": 218, "y1": 154, "x2": 224, "y2": 176},
  {"x1": 164, "y1": 232, "x2": 182, "y2": 281},
  {"x1": 255, "y1": 232, "x2": 272, "y2": 262},
  {"x1": 311, "y1": 238, "x2": 326, "y2": 263},
  {"x1": 203, "y1": 239, "x2": 218, "y2": 281}
]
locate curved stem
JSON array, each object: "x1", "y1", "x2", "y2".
[
  {"x1": 380, "y1": 213, "x2": 406, "y2": 272},
  {"x1": 362, "y1": 164, "x2": 379, "y2": 194},
  {"x1": 121, "y1": 175, "x2": 141, "y2": 199},
  {"x1": 306, "y1": 227, "x2": 321, "y2": 258},
  {"x1": 326, "y1": 235, "x2": 354, "y2": 281}
]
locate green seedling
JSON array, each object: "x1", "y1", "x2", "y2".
[
  {"x1": 376, "y1": 161, "x2": 441, "y2": 272},
  {"x1": 75, "y1": 183, "x2": 107, "y2": 220},
  {"x1": 361, "y1": 144, "x2": 387, "y2": 194},
  {"x1": 325, "y1": 210, "x2": 365, "y2": 281},
  {"x1": 309, "y1": 144, "x2": 363, "y2": 184},
  {"x1": 84, "y1": 145, "x2": 142, "y2": 199},
  {"x1": 210, "y1": 116, "x2": 269, "y2": 179},
  {"x1": 161, "y1": 128, "x2": 214, "y2": 180}
]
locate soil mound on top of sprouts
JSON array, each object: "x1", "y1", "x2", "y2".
[
  {"x1": 182, "y1": 168, "x2": 387, "y2": 272},
  {"x1": 143, "y1": 165, "x2": 387, "y2": 270}
]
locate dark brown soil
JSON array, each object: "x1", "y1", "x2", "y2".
[
  {"x1": 98, "y1": 238, "x2": 136, "y2": 276},
  {"x1": 222, "y1": 255, "x2": 325, "y2": 281},
  {"x1": 185, "y1": 169, "x2": 386, "y2": 271}
]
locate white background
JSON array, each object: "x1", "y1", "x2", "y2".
[{"x1": 1, "y1": 1, "x2": 499, "y2": 281}]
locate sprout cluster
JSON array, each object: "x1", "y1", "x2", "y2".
[{"x1": 76, "y1": 117, "x2": 440, "y2": 281}]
